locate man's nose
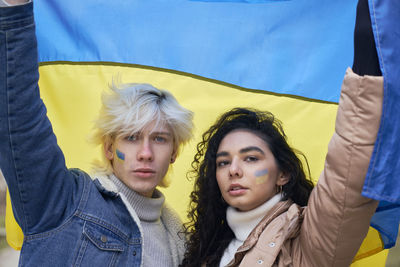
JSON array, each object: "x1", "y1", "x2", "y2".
[{"x1": 137, "y1": 140, "x2": 153, "y2": 161}]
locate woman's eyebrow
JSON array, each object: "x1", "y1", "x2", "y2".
[
  {"x1": 216, "y1": 151, "x2": 229, "y2": 158},
  {"x1": 216, "y1": 146, "x2": 265, "y2": 158},
  {"x1": 240, "y1": 146, "x2": 265, "y2": 155}
]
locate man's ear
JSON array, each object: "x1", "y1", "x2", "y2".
[
  {"x1": 104, "y1": 140, "x2": 114, "y2": 160},
  {"x1": 170, "y1": 148, "x2": 178, "y2": 164},
  {"x1": 277, "y1": 172, "x2": 290, "y2": 186}
]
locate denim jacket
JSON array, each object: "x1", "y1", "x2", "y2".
[{"x1": 0, "y1": 3, "x2": 164, "y2": 266}]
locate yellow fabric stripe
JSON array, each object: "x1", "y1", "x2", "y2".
[
  {"x1": 4, "y1": 63, "x2": 386, "y2": 265},
  {"x1": 5, "y1": 190, "x2": 23, "y2": 250}
]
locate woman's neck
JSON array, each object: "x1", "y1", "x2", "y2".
[{"x1": 226, "y1": 193, "x2": 283, "y2": 241}]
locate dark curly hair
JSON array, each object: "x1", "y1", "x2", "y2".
[{"x1": 180, "y1": 108, "x2": 314, "y2": 267}]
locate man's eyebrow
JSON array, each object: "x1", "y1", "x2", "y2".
[
  {"x1": 151, "y1": 131, "x2": 172, "y2": 136},
  {"x1": 240, "y1": 146, "x2": 265, "y2": 155}
]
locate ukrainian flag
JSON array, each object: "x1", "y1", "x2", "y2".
[{"x1": 5, "y1": 0, "x2": 398, "y2": 265}]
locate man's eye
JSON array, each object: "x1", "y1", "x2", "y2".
[
  {"x1": 126, "y1": 135, "x2": 138, "y2": 141},
  {"x1": 154, "y1": 136, "x2": 166, "y2": 143}
]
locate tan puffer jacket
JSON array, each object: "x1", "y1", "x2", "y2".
[{"x1": 227, "y1": 68, "x2": 383, "y2": 267}]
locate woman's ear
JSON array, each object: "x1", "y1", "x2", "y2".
[
  {"x1": 277, "y1": 172, "x2": 290, "y2": 186},
  {"x1": 104, "y1": 140, "x2": 114, "y2": 160}
]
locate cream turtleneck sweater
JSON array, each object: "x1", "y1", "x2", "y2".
[
  {"x1": 219, "y1": 193, "x2": 283, "y2": 267},
  {"x1": 110, "y1": 175, "x2": 173, "y2": 267}
]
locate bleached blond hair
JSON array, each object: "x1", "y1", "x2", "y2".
[{"x1": 91, "y1": 83, "x2": 194, "y2": 187}]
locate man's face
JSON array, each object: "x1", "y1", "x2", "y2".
[{"x1": 105, "y1": 123, "x2": 176, "y2": 197}]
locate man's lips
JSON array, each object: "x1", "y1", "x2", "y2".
[{"x1": 133, "y1": 168, "x2": 156, "y2": 178}]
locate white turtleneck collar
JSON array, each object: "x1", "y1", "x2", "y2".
[
  {"x1": 226, "y1": 193, "x2": 283, "y2": 242},
  {"x1": 219, "y1": 193, "x2": 283, "y2": 267}
]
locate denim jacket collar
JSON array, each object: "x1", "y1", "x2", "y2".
[{"x1": 92, "y1": 173, "x2": 120, "y2": 198}]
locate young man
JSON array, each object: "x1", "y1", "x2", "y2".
[{"x1": 0, "y1": 2, "x2": 193, "y2": 266}]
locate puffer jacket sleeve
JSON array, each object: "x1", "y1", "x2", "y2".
[{"x1": 297, "y1": 68, "x2": 382, "y2": 266}]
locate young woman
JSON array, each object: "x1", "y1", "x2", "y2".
[
  {"x1": 181, "y1": 68, "x2": 382, "y2": 266},
  {"x1": 181, "y1": 0, "x2": 384, "y2": 265}
]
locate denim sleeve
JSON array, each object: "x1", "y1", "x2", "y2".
[{"x1": 0, "y1": 3, "x2": 84, "y2": 234}]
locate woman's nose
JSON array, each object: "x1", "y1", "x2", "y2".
[{"x1": 229, "y1": 158, "x2": 242, "y2": 178}]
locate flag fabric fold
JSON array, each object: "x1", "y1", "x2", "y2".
[
  {"x1": 363, "y1": 0, "x2": 400, "y2": 249},
  {"x1": 34, "y1": 0, "x2": 357, "y2": 102}
]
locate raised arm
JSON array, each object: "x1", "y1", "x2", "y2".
[
  {"x1": 295, "y1": 0, "x2": 385, "y2": 264},
  {"x1": 0, "y1": 2, "x2": 84, "y2": 235},
  {"x1": 298, "y1": 69, "x2": 382, "y2": 266}
]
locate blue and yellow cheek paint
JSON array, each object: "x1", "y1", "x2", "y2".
[
  {"x1": 255, "y1": 168, "x2": 269, "y2": 184},
  {"x1": 115, "y1": 149, "x2": 125, "y2": 161}
]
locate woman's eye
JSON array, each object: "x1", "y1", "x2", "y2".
[
  {"x1": 217, "y1": 160, "x2": 230, "y2": 167},
  {"x1": 245, "y1": 156, "x2": 258, "y2": 162}
]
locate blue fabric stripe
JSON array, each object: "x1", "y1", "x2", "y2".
[
  {"x1": 190, "y1": 0, "x2": 290, "y2": 3},
  {"x1": 33, "y1": 0, "x2": 399, "y2": 249},
  {"x1": 370, "y1": 202, "x2": 400, "y2": 249},
  {"x1": 363, "y1": 0, "x2": 400, "y2": 249},
  {"x1": 33, "y1": 0, "x2": 357, "y2": 103}
]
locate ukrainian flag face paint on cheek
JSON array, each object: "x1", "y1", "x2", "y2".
[
  {"x1": 115, "y1": 149, "x2": 125, "y2": 161},
  {"x1": 255, "y1": 168, "x2": 269, "y2": 184}
]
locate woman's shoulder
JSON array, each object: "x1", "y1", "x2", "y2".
[{"x1": 251, "y1": 200, "x2": 303, "y2": 243}]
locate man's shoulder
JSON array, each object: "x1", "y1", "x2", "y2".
[{"x1": 161, "y1": 202, "x2": 183, "y2": 225}]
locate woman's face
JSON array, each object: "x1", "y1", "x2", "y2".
[{"x1": 215, "y1": 129, "x2": 288, "y2": 211}]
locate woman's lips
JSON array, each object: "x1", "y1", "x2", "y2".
[{"x1": 228, "y1": 184, "x2": 247, "y2": 196}]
